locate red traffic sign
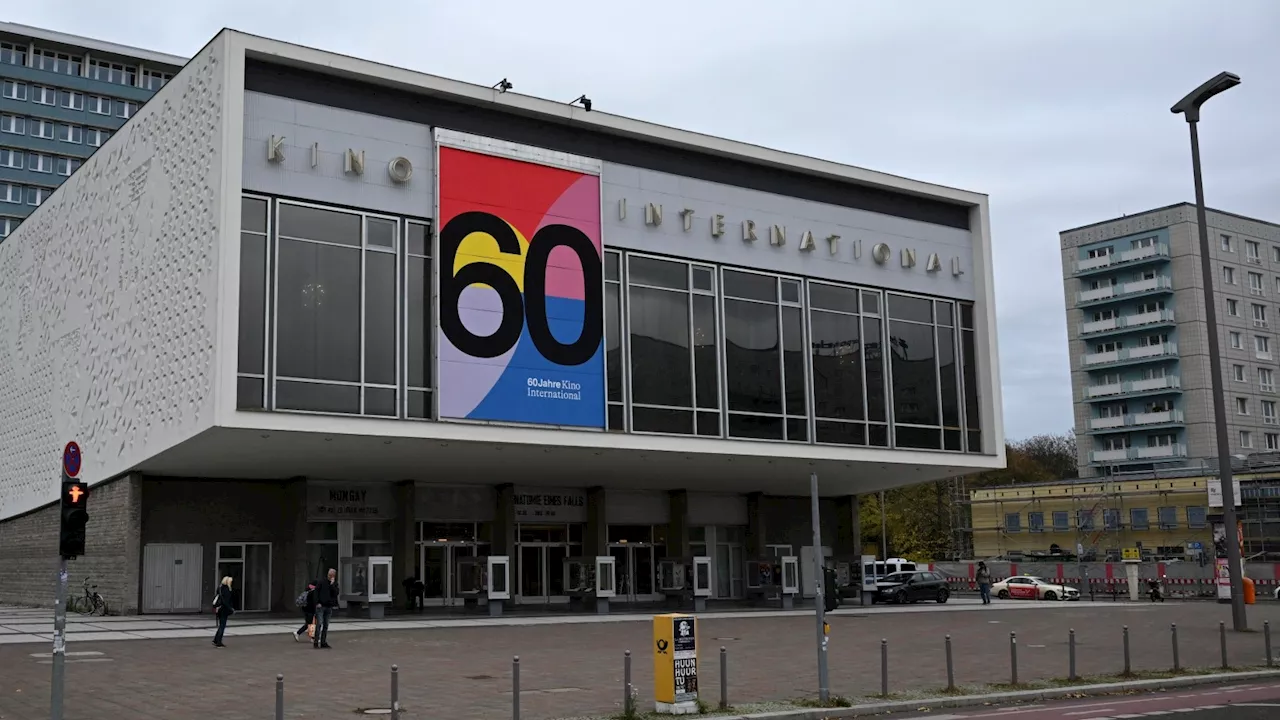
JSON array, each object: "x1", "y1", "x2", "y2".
[{"x1": 63, "y1": 442, "x2": 82, "y2": 478}]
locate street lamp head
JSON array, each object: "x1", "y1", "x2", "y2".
[{"x1": 1171, "y1": 71, "x2": 1241, "y2": 123}]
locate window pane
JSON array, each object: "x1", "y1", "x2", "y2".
[
  {"x1": 896, "y1": 425, "x2": 941, "y2": 450},
  {"x1": 890, "y1": 320, "x2": 938, "y2": 426},
  {"x1": 938, "y1": 326, "x2": 961, "y2": 428},
  {"x1": 608, "y1": 403, "x2": 624, "y2": 431},
  {"x1": 365, "y1": 252, "x2": 396, "y2": 385},
  {"x1": 723, "y1": 270, "x2": 776, "y2": 302},
  {"x1": 407, "y1": 256, "x2": 431, "y2": 388},
  {"x1": 629, "y1": 256, "x2": 687, "y2": 290},
  {"x1": 887, "y1": 293, "x2": 932, "y2": 323},
  {"x1": 810, "y1": 310, "x2": 864, "y2": 421},
  {"x1": 278, "y1": 203, "x2": 361, "y2": 246},
  {"x1": 693, "y1": 295, "x2": 718, "y2": 409},
  {"x1": 237, "y1": 234, "x2": 267, "y2": 374},
  {"x1": 241, "y1": 197, "x2": 267, "y2": 233},
  {"x1": 728, "y1": 413, "x2": 784, "y2": 440},
  {"x1": 782, "y1": 306, "x2": 806, "y2": 416},
  {"x1": 864, "y1": 318, "x2": 886, "y2": 422},
  {"x1": 962, "y1": 328, "x2": 980, "y2": 433},
  {"x1": 816, "y1": 420, "x2": 866, "y2": 446},
  {"x1": 786, "y1": 418, "x2": 807, "y2": 442},
  {"x1": 724, "y1": 298, "x2": 782, "y2": 414},
  {"x1": 276, "y1": 239, "x2": 361, "y2": 382},
  {"x1": 696, "y1": 411, "x2": 720, "y2": 436},
  {"x1": 605, "y1": 252, "x2": 619, "y2": 282},
  {"x1": 632, "y1": 406, "x2": 693, "y2": 434},
  {"x1": 367, "y1": 217, "x2": 396, "y2": 249},
  {"x1": 606, "y1": 283, "x2": 623, "y2": 403},
  {"x1": 276, "y1": 381, "x2": 360, "y2": 414},
  {"x1": 408, "y1": 390, "x2": 429, "y2": 419},
  {"x1": 406, "y1": 221, "x2": 429, "y2": 256},
  {"x1": 236, "y1": 376, "x2": 264, "y2": 410},
  {"x1": 629, "y1": 285, "x2": 691, "y2": 407},
  {"x1": 365, "y1": 387, "x2": 396, "y2": 417},
  {"x1": 809, "y1": 284, "x2": 859, "y2": 314}
]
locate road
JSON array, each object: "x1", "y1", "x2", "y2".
[{"x1": 897, "y1": 681, "x2": 1280, "y2": 719}]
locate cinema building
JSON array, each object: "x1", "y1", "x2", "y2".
[{"x1": 0, "y1": 30, "x2": 1004, "y2": 614}]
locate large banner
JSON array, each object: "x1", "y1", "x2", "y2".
[{"x1": 436, "y1": 144, "x2": 605, "y2": 428}]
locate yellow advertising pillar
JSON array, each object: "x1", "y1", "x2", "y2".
[{"x1": 653, "y1": 613, "x2": 699, "y2": 714}]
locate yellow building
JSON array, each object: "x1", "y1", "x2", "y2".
[{"x1": 970, "y1": 473, "x2": 1216, "y2": 561}]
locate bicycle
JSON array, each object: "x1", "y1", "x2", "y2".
[{"x1": 71, "y1": 577, "x2": 108, "y2": 616}]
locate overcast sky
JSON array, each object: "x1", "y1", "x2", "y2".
[{"x1": 15, "y1": 1, "x2": 1280, "y2": 440}]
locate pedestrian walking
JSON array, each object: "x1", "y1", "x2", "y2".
[
  {"x1": 976, "y1": 561, "x2": 993, "y2": 605},
  {"x1": 293, "y1": 582, "x2": 317, "y2": 642},
  {"x1": 313, "y1": 567, "x2": 340, "y2": 649},
  {"x1": 211, "y1": 576, "x2": 236, "y2": 648}
]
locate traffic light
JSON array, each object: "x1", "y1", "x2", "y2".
[{"x1": 59, "y1": 477, "x2": 89, "y2": 559}]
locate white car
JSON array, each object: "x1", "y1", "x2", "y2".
[{"x1": 991, "y1": 575, "x2": 1081, "y2": 601}]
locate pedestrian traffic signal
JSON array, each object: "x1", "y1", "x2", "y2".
[{"x1": 59, "y1": 478, "x2": 89, "y2": 559}]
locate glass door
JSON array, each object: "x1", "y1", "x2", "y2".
[
  {"x1": 515, "y1": 524, "x2": 580, "y2": 604},
  {"x1": 215, "y1": 542, "x2": 272, "y2": 612},
  {"x1": 416, "y1": 543, "x2": 477, "y2": 607}
]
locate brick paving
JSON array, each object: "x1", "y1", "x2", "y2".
[{"x1": 2, "y1": 602, "x2": 1279, "y2": 720}]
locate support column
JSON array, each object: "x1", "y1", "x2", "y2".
[
  {"x1": 493, "y1": 484, "x2": 516, "y2": 556},
  {"x1": 668, "y1": 490, "x2": 690, "y2": 557},
  {"x1": 835, "y1": 495, "x2": 860, "y2": 557},
  {"x1": 585, "y1": 487, "x2": 607, "y2": 557},
  {"x1": 287, "y1": 477, "x2": 309, "y2": 608},
  {"x1": 746, "y1": 492, "x2": 766, "y2": 558},
  {"x1": 393, "y1": 481, "x2": 416, "y2": 588},
  {"x1": 118, "y1": 473, "x2": 143, "y2": 615}
]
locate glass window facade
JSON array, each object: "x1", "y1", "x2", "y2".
[{"x1": 237, "y1": 195, "x2": 985, "y2": 452}]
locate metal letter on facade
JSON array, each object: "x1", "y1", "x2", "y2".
[
  {"x1": 618, "y1": 198, "x2": 627, "y2": 221},
  {"x1": 926, "y1": 253, "x2": 942, "y2": 272},
  {"x1": 799, "y1": 230, "x2": 816, "y2": 252},
  {"x1": 872, "y1": 243, "x2": 892, "y2": 265},
  {"x1": 711, "y1": 214, "x2": 725, "y2": 238},
  {"x1": 267, "y1": 135, "x2": 286, "y2": 163},
  {"x1": 344, "y1": 149, "x2": 365, "y2": 176},
  {"x1": 826, "y1": 234, "x2": 840, "y2": 255},
  {"x1": 952, "y1": 256, "x2": 965, "y2": 276},
  {"x1": 387, "y1": 157, "x2": 413, "y2": 184},
  {"x1": 770, "y1": 224, "x2": 786, "y2": 247},
  {"x1": 645, "y1": 203, "x2": 663, "y2": 227},
  {"x1": 310, "y1": 142, "x2": 319, "y2": 168},
  {"x1": 901, "y1": 248, "x2": 917, "y2": 268},
  {"x1": 742, "y1": 220, "x2": 757, "y2": 242},
  {"x1": 680, "y1": 208, "x2": 695, "y2": 232}
]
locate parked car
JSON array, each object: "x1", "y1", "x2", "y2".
[
  {"x1": 872, "y1": 570, "x2": 950, "y2": 605},
  {"x1": 992, "y1": 575, "x2": 1080, "y2": 601}
]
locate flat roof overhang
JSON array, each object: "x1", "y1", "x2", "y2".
[{"x1": 135, "y1": 421, "x2": 1001, "y2": 496}]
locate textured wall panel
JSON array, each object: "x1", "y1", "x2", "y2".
[{"x1": 0, "y1": 42, "x2": 225, "y2": 520}]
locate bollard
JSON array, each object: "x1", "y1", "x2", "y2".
[
  {"x1": 1266, "y1": 621, "x2": 1274, "y2": 668},
  {"x1": 945, "y1": 635, "x2": 955, "y2": 692},
  {"x1": 513, "y1": 656, "x2": 521, "y2": 720},
  {"x1": 719, "y1": 646, "x2": 728, "y2": 710},
  {"x1": 1123, "y1": 626, "x2": 1131, "y2": 676},
  {"x1": 1068, "y1": 629, "x2": 1077, "y2": 681},
  {"x1": 1010, "y1": 632, "x2": 1018, "y2": 686},
  {"x1": 275, "y1": 674, "x2": 284, "y2": 720},
  {"x1": 391, "y1": 664, "x2": 400, "y2": 719},
  {"x1": 1171, "y1": 624, "x2": 1180, "y2": 672},
  {"x1": 624, "y1": 650, "x2": 632, "y2": 716},
  {"x1": 1220, "y1": 621, "x2": 1228, "y2": 670},
  {"x1": 880, "y1": 639, "x2": 889, "y2": 697}
]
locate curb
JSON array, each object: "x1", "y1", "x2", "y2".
[{"x1": 718, "y1": 669, "x2": 1280, "y2": 719}]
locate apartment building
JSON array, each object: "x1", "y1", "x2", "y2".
[
  {"x1": 0, "y1": 22, "x2": 186, "y2": 240},
  {"x1": 1061, "y1": 204, "x2": 1280, "y2": 477}
]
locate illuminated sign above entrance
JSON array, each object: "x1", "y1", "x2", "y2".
[{"x1": 616, "y1": 197, "x2": 964, "y2": 278}]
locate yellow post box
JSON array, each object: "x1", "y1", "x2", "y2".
[{"x1": 653, "y1": 613, "x2": 699, "y2": 714}]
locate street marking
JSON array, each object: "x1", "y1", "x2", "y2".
[
  {"x1": 1234, "y1": 704, "x2": 1280, "y2": 707},
  {"x1": 29, "y1": 650, "x2": 104, "y2": 658},
  {"x1": 1066, "y1": 710, "x2": 1116, "y2": 716}
]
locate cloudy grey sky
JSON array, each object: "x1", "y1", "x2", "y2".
[{"x1": 14, "y1": 0, "x2": 1280, "y2": 440}]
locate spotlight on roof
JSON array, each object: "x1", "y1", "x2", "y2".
[
  {"x1": 492, "y1": 78, "x2": 513, "y2": 93},
  {"x1": 570, "y1": 94, "x2": 592, "y2": 112}
]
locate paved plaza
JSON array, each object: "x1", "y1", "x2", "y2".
[{"x1": 1, "y1": 601, "x2": 1279, "y2": 720}]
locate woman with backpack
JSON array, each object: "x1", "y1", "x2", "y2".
[
  {"x1": 211, "y1": 576, "x2": 236, "y2": 648},
  {"x1": 293, "y1": 582, "x2": 317, "y2": 642}
]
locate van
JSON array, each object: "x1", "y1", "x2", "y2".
[{"x1": 862, "y1": 557, "x2": 917, "y2": 583}]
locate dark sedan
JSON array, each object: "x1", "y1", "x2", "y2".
[{"x1": 873, "y1": 570, "x2": 950, "y2": 605}]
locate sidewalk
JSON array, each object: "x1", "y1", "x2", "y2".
[{"x1": 2, "y1": 602, "x2": 1278, "y2": 720}]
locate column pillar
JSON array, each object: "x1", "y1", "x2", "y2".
[
  {"x1": 585, "y1": 487, "x2": 607, "y2": 557},
  {"x1": 393, "y1": 481, "x2": 416, "y2": 586},
  {"x1": 493, "y1": 484, "x2": 516, "y2": 556},
  {"x1": 287, "y1": 477, "x2": 309, "y2": 606},
  {"x1": 835, "y1": 495, "x2": 860, "y2": 557},
  {"x1": 668, "y1": 490, "x2": 690, "y2": 557},
  {"x1": 746, "y1": 492, "x2": 766, "y2": 558}
]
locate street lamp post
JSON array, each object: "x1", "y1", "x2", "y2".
[{"x1": 1171, "y1": 71, "x2": 1247, "y2": 632}]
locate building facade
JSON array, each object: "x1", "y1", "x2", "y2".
[
  {"x1": 0, "y1": 23, "x2": 185, "y2": 240},
  {"x1": 970, "y1": 459, "x2": 1280, "y2": 563},
  {"x1": 0, "y1": 31, "x2": 1004, "y2": 614},
  {"x1": 1061, "y1": 205, "x2": 1280, "y2": 478}
]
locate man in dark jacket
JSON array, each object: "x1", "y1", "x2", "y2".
[{"x1": 312, "y1": 568, "x2": 340, "y2": 649}]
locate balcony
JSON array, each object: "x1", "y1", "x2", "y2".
[
  {"x1": 1090, "y1": 443, "x2": 1188, "y2": 463},
  {"x1": 1077, "y1": 276, "x2": 1173, "y2": 306},
  {"x1": 1079, "y1": 309, "x2": 1175, "y2": 336},
  {"x1": 1081, "y1": 342, "x2": 1178, "y2": 368},
  {"x1": 1088, "y1": 409, "x2": 1185, "y2": 431},
  {"x1": 1086, "y1": 375, "x2": 1181, "y2": 399},
  {"x1": 1074, "y1": 242, "x2": 1170, "y2": 276}
]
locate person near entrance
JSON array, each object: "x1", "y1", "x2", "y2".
[
  {"x1": 211, "y1": 576, "x2": 236, "y2": 648},
  {"x1": 313, "y1": 568, "x2": 340, "y2": 649},
  {"x1": 294, "y1": 581, "x2": 317, "y2": 642},
  {"x1": 401, "y1": 575, "x2": 424, "y2": 612},
  {"x1": 976, "y1": 562, "x2": 993, "y2": 605}
]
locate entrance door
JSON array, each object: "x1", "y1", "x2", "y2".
[
  {"x1": 215, "y1": 542, "x2": 272, "y2": 612},
  {"x1": 609, "y1": 544, "x2": 658, "y2": 604},
  {"x1": 417, "y1": 543, "x2": 476, "y2": 606},
  {"x1": 142, "y1": 544, "x2": 203, "y2": 613}
]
